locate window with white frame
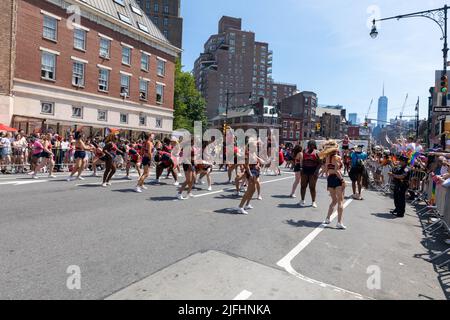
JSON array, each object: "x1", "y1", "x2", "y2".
[
  {"x1": 41, "y1": 51, "x2": 56, "y2": 80},
  {"x1": 141, "y1": 53, "x2": 149, "y2": 71},
  {"x1": 155, "y1": 117, "x2": 162, "y2": 128},
  {"x1": 74, "y1": 29, "x2": 86, "y2": 51},
  {"x1": 98, "y1": 110, "x2": 107, "y2": 122},
  {"x1": 157, "y1": 59, "x2": 165, "y2": 76},
  {"x1": 99, "y1": 38, "x2": 110, "y2": 58},
  {"x1": 122, "y1": 46, "x2": 131, "y2": 65},
  {"x1": 72, "y1": 62, "x2": 85, "y2": 87},
  {"x1": 139, "y1": 79, "x2": 148, "y2": 101},
  {"x1": 120, "y1": 113, "x2": 128, "y2": 124},
  {"x1": 41, "y1": 102, "x2": 54, "y2": 115},
  {"x1": 120, "y1": 74, "x2": 130, "y2": 97},
  {"x1": 43, "y1": 15, "x2": 57, "y2": 41},
  {"x1": 282, "y1": 131, "x2": 287, "y2": 139},
  {"x1": 139, "y1": 114, "x2": 146, "y2": 126},
  {"x1": 72, "y1": 106, "x2": 83, "y2": 118},
  {"x1": 98, "y1": 68, "x2": 109, "y2": 92},
  {"x1": 156, "y1": 83, "x2": 164, "y2": 104}
]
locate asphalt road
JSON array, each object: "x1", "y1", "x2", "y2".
[{"x1": 0, "y1": 168, "x2": 448, "y2": 300}]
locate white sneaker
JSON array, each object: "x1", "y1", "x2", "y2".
[
  {"x1": 124, "y1": 176, "x2": 132, "y2": 180},
  {"x1": 106, "y1": 182, "x2": 112, "y2": 186},
  {"x1": 207, "y1": 186, "x2": 212, "y2": 191},
  {"x1": 28, "y1": 171, "x2": 35, "y2": 176},
  {"x1": 300, "y1": 200, "x2": 306, "y2": 207},
  {"x1": 238, "y1": 207, "x2": 249, "y2": 215},
  {"x1": 234, "y1": 191, "x2": 241, "y2": 197},
  {"x1": 178, "y1": 173, "x2": 183, "y2": 177},
  {"x1": 32, "y1": 174, "x2": 38, "y2": 179},
  {"x1": 67, "y1": 177, "x2": 74, "y2": 182},
  {"x1": 323, "y1": 218, "x2": 331, "y2": 225},
  {"x1": 245, "y1": 205, "x2": 254, "y2": 210},
  {"x1": 91, "y1": 173, "x2": 98, "y2": 177},
  {"x1": 336, "y1": 223, "x2": 347, "y2": 230},
  {"x1": 312, "y1": 202, "x2": 318, "y2": 208},
  {"x1": 141, "y1": 185, "x2": 148, "y2": 190},
  {"x1": 48, "y1": 174, "x2": 56, "y2": 178},
  {"x1": 135, "y1": 186, "x2": 143, "y2": 193},
  {"x1": 257, "y1": 196, "x2": 263, "y2": 200},
  {"x1": 77, "y1": 176, "x2": 85, "y2": 181},
  {"x1": 290, "y1": 194, "x2": 297, "y2": 198},
  {"x1": 177, "y1": 193, "x2": 186, "y2": 200},
  {"x1": 173, "y1": 181, "x2": 180, "y2": 186},
  {"x1": 188, "y1": 193, "x2": 194, "y2": 198},
  {"x1": 101, "y1": 183, "x2": 107, "y2": 188}
]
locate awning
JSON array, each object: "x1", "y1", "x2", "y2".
[{"x1": 0, "y1": 123, "x2": 18, "y2": 132}]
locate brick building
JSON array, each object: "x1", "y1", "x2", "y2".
[
  {"x1": 193, "y1": 16, "x2": 296, "y2": 120},
  {"x1": 316, "y1": 105, "x2": 347, "y2": 139},
  {"x1": 278, "y1": 91, "x2": 317, "y2": 145},
  {"x1": 135, "y1": 0, "x2": 183, "y2": 50},
  {"x1": 0, "y1": 0, "x2": 180, "y2": 137}
]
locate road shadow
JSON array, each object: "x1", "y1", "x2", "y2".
[
  {"x1": 272, "y1": 195, "x2": 292, "y2": 199},
  {"x1": 371, "y1": 212, "x2": 397, "y2": 220},
  {"x1": 214, "y1": 194, "x2": 240, "y2": 200},
  {"x1": 149, "y1": 196, "x2": 177, "y2": 201},
  {"x1": 278, "y1": 203, "x2": 300, "y2": 209},
  {"x1": 214, "y1": 208, "x2": 239, "y2": 215},
  {"x1": 285, "y1": 219, "x2": 322, "y2": 229},
  {"x1": 112, "y1": 189, "x2": 137, "y2": 193},
  {"x1": 77, "y1": 184, "x2": 102, "y2": 188}
]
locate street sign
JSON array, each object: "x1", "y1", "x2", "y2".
[{"x1": 433, "y1": 107, "x2": 450, "y2": 113}]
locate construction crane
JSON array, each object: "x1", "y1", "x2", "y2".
[
  {"x1": 364, "y1": 99, "x2": 374, "y2": 125},
  {"x1": 399, "y1": 93, "x2": 409, "y2": 120}
]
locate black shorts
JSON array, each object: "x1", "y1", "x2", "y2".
[
  {"x1": 40, "y1": 152, "x2": 52, "y2": 159},
  {"x1": 342, "y1": 145, "x2": 349, "y2": 150},
  {"x1": 183, "y1": 163, "x2": 196, "y2": 172},
  {"x1": 302, "y1": 166, "x2": 318, "y2": 176},
  {"x1": 327, "y1": 175, "x2": 343, "y2": 189},
  {"x1": 74, "y1": 151, "x2": 86, "y2": 160},
  {"x1": 246, "y1": 168, "x2": 260, "y2": 179},
  {"x1": 294, "y1": 164, "x2": 302, "y2": 173},
  {"x1": 349, "y1": 166, "x2": 364, "y2": 181},
  {"x1": 142, "y1": 156, "x2": 151, "y2": 167}
]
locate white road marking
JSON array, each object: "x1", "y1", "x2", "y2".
[
  {"x1": 192, "y1": 176, "x2": 294, "y2": 198},
  {"x1": 276, "y1": 198, "x2": 370, "y2": 300},
  {"x1": 0, "y1": 180, "x2": 49, "y2": 186},
  {"x1": 233, "y1": 290, "x2": 253, "y2": 300}
]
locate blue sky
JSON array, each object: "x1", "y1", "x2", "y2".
[{"x1": 180, "y1": 0, "x2": 447, "y2": 122}]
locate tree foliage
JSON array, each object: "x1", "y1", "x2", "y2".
[{"x1": 173, "y1": 59, "x2": 207, "y2": 132}]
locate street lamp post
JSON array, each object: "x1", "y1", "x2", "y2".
[{"x1": 370, "y1": 5, "x2": 449, "y2": 106}]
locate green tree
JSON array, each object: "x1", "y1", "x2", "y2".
[{"x1": 173, "y1": 59, "x2": 207, "y2": 132}]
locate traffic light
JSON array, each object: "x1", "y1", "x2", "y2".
[
  {"x1": 440, "y1": 74, "x2": 448, "y2": 94},
  {"x1": 316, "y1": 123, "x2": 321, "y2": 131}
]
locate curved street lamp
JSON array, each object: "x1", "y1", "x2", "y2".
[{"x1": 370, "y1": 20, "x2": 378, "y2": 39}]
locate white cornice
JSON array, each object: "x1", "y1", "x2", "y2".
[{"x1": 44, "y1": 0, "x2": 181, "y2": 57}]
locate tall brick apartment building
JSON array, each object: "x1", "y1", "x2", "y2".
[
  {"x1": 0, "y1": 0, "x2": 181, "y2": 137},
  {"x1": 193, "y1": 16, "x2": 296, "y2": 120},
  {"x1": 135, "y1": 0, "x2": 183, "y2": 50}
]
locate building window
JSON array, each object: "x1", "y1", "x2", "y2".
[
  {"x1": 163, "y1": 18, "x2": 168, "y2": 26},
  {"x1": 153, "y1": 16, "x2": 159, "y2": 25},
  {"x1": 155, "y1": 117, "x2": 162, "y2": 128},
  {"x1": 156, "y1": 83, "x2": 164, "y2": 104},
  {"x1": 163, "y1": 30, "x2": 169, "y2": 39},
  {"x1": 72, "y1": 106, "x2": 83, "y2": 119},
  {"x1": 157, "y1": 59, "x2": 166, "y2": 76},
  {"x1": 290, "y1": 131, "x2": 294, "y2": 139},
  {"x1": 120, "y1": 74, "x2": 130, "y2": 97},
  {"x1": 43, "y1": 15, "x2": 57, "y2": 41},
  {"x1": 139, "y1": 79, "x2": 148, "y2": 101},
  {"x1": 99, "y1": 38, "x2": 110, "y2": 59},
  {"x1": 120, "y1": 113, "x2": 128, "y2": 124},
  {"x1": 98, "y1": 110, "x2": 107, "y2": 122},
  {"x1": 141, "y1": 53, "x2": 149, "y2": 71},
  {"x1": 72, "y1": 62, "x2": 85, "y2": 87},
  {"x1": 41, "y1": 52, "x2": 56, "y2": 81},
  {"x1": 41, "y1": 102, "x2": 54, "y2": 115},
  {"x1": 122, "y1": 46, "x2": 131, "y2": 65},
  {"x1": 283, "y1": 121, "x2": 287, "y2": 128},
  {"x1": 139, "y1": 114, "x2": 146, "y2": 126},
  {"x1": 295, "y1": 131, "x2": 300, "y2": 139},
  {"x1": 164, "y1": 5, "x2": 169, "y2": 14},
  {"x1": 283, "y1": 130, "x2": 287, "y2": 139},
  {"x1": 154, "y1": 3, "x2": 159, "y2": 12},
  {"x1": 296, "y1": 122, "x2": 301, "y2": 130},
  {"x1": 98, "y1": 68, "x2": 109, "y2": 92},
  {"x1": 74, "y1": 29, "x2": 86, "y2": 51}
]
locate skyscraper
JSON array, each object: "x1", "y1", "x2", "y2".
[
  {"x1": 348, "y1": 113, "x2": 357, "y2": 125},
  {"x1": 193, "y1": 16, "x2": 296, "y2": 119},
  {"x1": 377, "y1": 84, "x2": 388, "y2": 128},
  {"x1": 136, "y1": 0, "x2": 183, "y2": 50}
]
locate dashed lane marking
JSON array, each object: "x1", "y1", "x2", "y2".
[{"x1": 233, "y1": 290, "x2": 253, "y2": 300}]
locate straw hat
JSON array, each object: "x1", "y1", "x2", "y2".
[{"x1": 319, "y1": 140, "x2": 339, "y2": 159}]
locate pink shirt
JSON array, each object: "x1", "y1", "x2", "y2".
[{"x1": 32, "y1": 141, "x2": 43, "y2": 155}]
